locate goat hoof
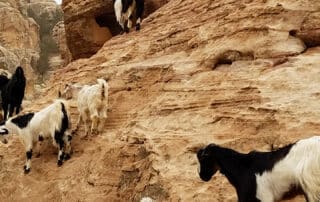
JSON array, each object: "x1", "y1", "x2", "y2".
[
  {"x1": 57, "y1": 160, "x2": 63, "y2": 167},
  {"x1": 64, "y1": 154, "x2": 71, "y2": 161},
  {"x1": 23, "y1": 166, "x2": 31, "y2": 174},
  {"x1": 136, "y1": 24, "x2": 140, "y2": 31}
]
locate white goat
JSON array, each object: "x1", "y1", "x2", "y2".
[
  {"x1": 61, "y1": 79, "x2": 109, "y2": 137},
  {"x1": 0, "y1": 99, "x2": 72, "y2": 174}
]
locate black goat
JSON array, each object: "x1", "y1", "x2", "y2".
[{"x1": 1, "y1": 66, "x2": 26, "y2": 120}]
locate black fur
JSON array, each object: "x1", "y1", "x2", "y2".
[
  {"x1": 11, "y1": 113, "x2": 34, "y2": 128},
  {"x1": 38, "y1": 135, "x2": 44, "y2": 141},
  {"x1": 0, "y1": 128, "x2": 8, "y2": 135},
  {"x1": 24, "y1": 149, "x2": 32, "y2": 174},
  {"x1": 23, "y1": 165, "x2": 30, "y2": 174},
  {"x1": 121, "y1": 0, "x2": 133, "y2": 13},
  {"x1": 0, "y1": 75, "x2": 9, "y2": 88},
  {"x1": 64, "y1": 153, "x2": 71, "y2": 161},
  {"x1": 26, "y1": 149, "x2": 32, "y2": 160},
  {"x1": 1, "y1": 66, "x2": 26, "y2": 120},
  {"x1": 0, "y1": 75, "x2": 10, "y2": 112},
  {"x1": 54, "y1": 102, "x2": 69, "y2": 166},
  {"x1": 114, "y1": 0, "x2": 144, "y2": 33},
  {"x1": 135, "y1": 0, "x2": 144, "y2": 30},
  {"x1": 197, "y1": 143, "x2": 294, "y2": 202}
]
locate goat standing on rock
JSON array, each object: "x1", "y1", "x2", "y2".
[
  {"x1": 0, "y1": 99, "x2": 72, "y2": 174},
  {"x1": 0, "y1": 66, "x2": 26, "y2": 120},
  {"x1": 197, "y1": 136, "x2": 320, "y2": 202},
  {"x1": 61, "y1": 78, "x2": 109, "y2": 137},
  {"x1": 113, "y1": 0, "x2": 144, "y2": 33}
]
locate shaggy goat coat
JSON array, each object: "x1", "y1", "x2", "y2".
[
  {"x1": 197, "y1": 136, "x2": 320, "y2": 202},
  {"x1": 113, "y1": 0, "x2": 144, "y2": 32},
  {"x1": 1, "y1": 66, "x2": 26, "y2": 120},
  {"x1": 0, "y1": 99, "x2": 72, "y2": 173}
]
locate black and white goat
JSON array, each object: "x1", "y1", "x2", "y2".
[
  {"x1": 113, "y1": 0, "x2": 144, "y2": 33},
  {"x1": 197, "y1": 136, "x2": 320, "y2": 202},
  {"x1": 0, "y1": 99, "x2": 72, "y2": 174},
  {"x1": 1, "y1": 66, "x2": 26, "y2": 120}
]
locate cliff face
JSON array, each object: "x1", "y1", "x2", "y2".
[
  {"x1": 1, "y1": 0, "x2": 320, "y2": 201},
  {"x1": 0, "y1": 0, "x2": 64, "y2": 96},
  {"x1": 62, "y1": 0, "x2": 169, "y2": 60},
  {"x1": 26, "y1": 0, "x2": 64, "y2": 73},
  {"x1": 52, "y1": 21, "x2": 72, "y2": 67},
  {"x1": 0, "y1": 0, "x2": 39, "y2": 95}
]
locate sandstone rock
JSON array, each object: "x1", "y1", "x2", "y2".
[
  {"x1": 0, "y1": 4, "x2": 39, "y2": 50},
  {"x1": 0, "y1": 45, "x2": 19, "y2": 71},
  {"x1": 64, "y1": 17, "x2": 112, "y2": 59},
  {"x1": 0, "y1": 0, "x2": 40, "y2": 95},
  {"x1": 52, "y1": 21, "x2": 72, "y2": 66},
  {"x1": 24, "y1": 0, "x2": 66, "y2": 79},
  {"x1": 62, "y1": 0, "x2": 169, "y2": 59},
  {"x1": 1, "y1": 0, "x2": 320, "y2": 202}
]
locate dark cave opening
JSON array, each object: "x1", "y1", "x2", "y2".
[
  {"x1": 289, "y1": 29, "x2": 320, "y2": 48},
  {"x1": 95, "y1": 13, "x2": 122, "y2": 36}
]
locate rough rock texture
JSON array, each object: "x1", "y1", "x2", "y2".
[
  {"x1": 26, "y1": 0, "x2": 64, "y2": 72},
  {"x1": 62, "y1": 0, "x2": 169, "y2": 60},
  {"x1": 1, "y1": 0, "x2": 320, "y2": 201},
  {"x1": 0, "y1": 0, "x2": 40, "y2": 95},
  {"x1": 52, "y1": 21, "x2": 72, "y2": 67}
]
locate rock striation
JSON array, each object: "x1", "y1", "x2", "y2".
[
  {"x1": 0, "y1": 0, "x2": 39, "y2": 95},
  {"x1": 1, "y1": 0, "x2": 320, "y2": 201},
  {"x1": 62, "y1": 0, "x2": 169, "y2": 59}
]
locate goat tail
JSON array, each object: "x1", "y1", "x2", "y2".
[{"x1": 97, "y1": 79, "x2": 108, "y2": 101}]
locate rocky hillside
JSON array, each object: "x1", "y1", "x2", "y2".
[
  {"x1": 0, "y1": 0, "x2": 64, "y2": 97},
  {"x1": 62, "y1": 0, "x2": 169, "y2": 59},
  {"x1": 1, "y1": 0, "x2": 320, "y2": 201},
  {"x1": 0, "y1": 0, "x2": 39, "y2": 95}
]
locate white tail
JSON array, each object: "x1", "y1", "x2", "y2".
[{"x1": 97, "y1": 79, "x2": 108, "y2": 100}]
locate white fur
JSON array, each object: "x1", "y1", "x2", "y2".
[
  {"x1": 114, "y1": 0, "x2": 137, "y2": 30},
  {"x1": 0, "y1": 99, "x2": 72, "y2": 172},
  {"x1": 126, "y1": 0, "x2": 136, "y2": 28},
  {"x1": 114, "y1": 0, "x2": 124, "y2": 29},
  {"x1": 140, "y1": 197, "x2": 154, "y2": 202},
  {"x1": 256, "y1": 136, "x2": 320, "y2": 202},
  {"x1": 62, "y1": 79, "x2": 109, "y2": 137}
]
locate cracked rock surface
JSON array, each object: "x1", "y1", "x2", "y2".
[{"x1": 0, "y1": 0, "x2": 320, "y2": 201}]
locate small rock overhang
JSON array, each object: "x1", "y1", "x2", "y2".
[{"x1": 62, "y1": 0, "x2": 170, "y2": 60}]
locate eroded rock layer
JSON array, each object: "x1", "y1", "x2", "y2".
[{"x1": 1, "y1": 0, "x2": 320, "y2": 201}]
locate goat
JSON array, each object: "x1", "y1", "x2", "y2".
[
  {"x1": 197, "y1": 136, "x2": 320, "y2": 202},
  {"x1": 1, "y1": 66, "x2": 26, "y2": 120},
  {"x1": 0, "y1": 99, "x2": 72, "y2": 174},
  {"x1": 0, "y1": 75, "x2": 9, "y2": 87},
  {"x1": 113, "y1": 0, "x2": 144, "y2": 33},
  {"x1": 61, "y1": 79, "x2": 109, "y2": 137}
]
